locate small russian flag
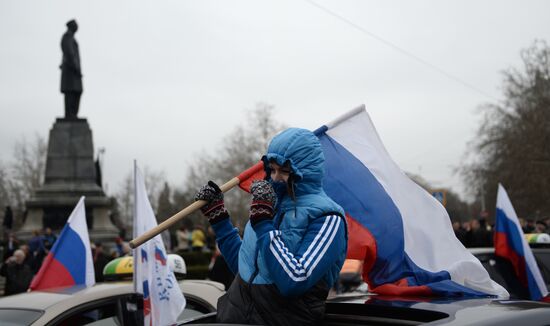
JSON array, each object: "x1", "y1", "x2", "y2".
[
  {"x1": 29, "y1": 197, "x2": 95, "y2": 291},
  {"x1": 154, "y1": 247, "x2": 167, "y2": 266},
  {"x1": 494, "y1": 184, "x2": 549, "y2": 300}
]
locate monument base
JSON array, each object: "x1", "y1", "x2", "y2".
[{"x1": 19, "y1": 117, "x2": 120, "y2": 242}]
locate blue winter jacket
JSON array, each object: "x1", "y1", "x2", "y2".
[{"x1": 212, "y1": 128, "x2": 348, "y2": 297}]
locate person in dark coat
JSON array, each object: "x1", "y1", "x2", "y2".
[
  {"x1": 0, "y1": 249, "x2": 33, "y2": 296},
  {"x1": 31, "y1": 240, "x2": 51, "y2": 274},
  {"x1": 2, "y1": 206, "x2": 13, "y2": 232},
  {"x1": 1, "y1": 233, "x2": 19, "y2": 261},
  {"x1": 27, "y1": 230, "x2": 44, "y2": 257},
  {"x1": 452, "y1": 221, "x2": 468, "y2": 246},
  {"x1": 60, "y1": 19, "x2": 83, "y2": 119},
  {"x1": 466, "y1": 219, "x2": 493, "y2": 247},
  {"x1": 42, "y1": 227, "x2": 57, "y2": 247},
  {"x1": 208, "y1": 246, "x2": 234, "y2": 290},
  {"x1": 93, "y1": 242, "x2": 110, "y2": 282}
]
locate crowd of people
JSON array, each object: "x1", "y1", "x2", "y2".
[
  {"x1": 1, "y1": 229, "x2": 56, "y2": 295},
  {"x1": 518, "y1": 217, "x2": 550, "y2": 234},
  {"x1": 173, "y1": 224, "x2": 216, "y2": 253},
  {"x1": 0, "y1": 222, "x2": 228, "y2": 297},
  {"x1": 453, "y1": 217, "x2": 550, "y2": 248},
  {"x1": 0, "y1": 228, "x2": 132, "y2": 296}
]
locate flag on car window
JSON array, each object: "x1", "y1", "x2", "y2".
[
  {"x1": 133, "y1": 164, "x2": 186, "y2": 326},
  {"x1": 494, "y1": 184, "x2": 549, "y2": 300},
  {"x1": 29, "y1": 196, "x2": 95, "y2": 290},
  {"x1": 239, "y1": 105, "x2": 508, "y2": 298}
]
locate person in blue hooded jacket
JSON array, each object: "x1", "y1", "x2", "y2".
[{"x1": 195, "y1": 128, "x2": 348, "y2": 326}]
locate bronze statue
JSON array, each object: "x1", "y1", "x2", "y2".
[{"x1": 60, "y1": 19, "x2": 82, "y2": 119}]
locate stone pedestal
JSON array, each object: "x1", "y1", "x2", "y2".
[{"x1": 21, "y1": 118, "x2": 119, "y2": 242}]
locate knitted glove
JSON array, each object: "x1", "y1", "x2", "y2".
[
  {"x1": 194, "y1": 181, "x2": 228, "y2": 224},
  {"x1": 249, "y1": 180, "x2": 277, "y2": 226}
]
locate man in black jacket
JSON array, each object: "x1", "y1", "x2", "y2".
[{"x1": 0, "y1": 249, "x2": 33, "y2": 296}]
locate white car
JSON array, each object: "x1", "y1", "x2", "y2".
[
  {"x1": 0, "y1": 279, "x2": 224, "y2": 325},
  {"x1": 0, "y1": 254, "x2": 225, "y2": 326}
]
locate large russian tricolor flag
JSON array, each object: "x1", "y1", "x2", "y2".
[
  {"x1": 494, "y1": 184, "x2": 549, "y2": 300},
  {"x1": 29, "y1": 197, "x2": 95, "y2": 290},
  {"x1": 314, "y1": 106, "x2": 508, "y2": 297},
  {"x1": 239, "y1": 106, "x2": 508, "y2": 298}
]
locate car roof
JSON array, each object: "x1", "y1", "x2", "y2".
[
  {"x1": 469, "y1": 247, "x2": 550, "y2": 255},
  {"x1": 326, "y1": 292, "x2": 550, "y2": 325},
  {"x1": 0, "y1": 283, "x2": 131, "y2": 311},
  {"x1": 0, "y1": 279, "x2": 224, "y2": 311}
]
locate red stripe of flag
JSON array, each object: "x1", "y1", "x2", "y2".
[
  {"x1": 371, "y1": 278, "x2": 433, "y2": 297},
  {"x1": 237, "y1": 161, "x2": 266, "y2": 192},
  {"x1": 494, "y1": 231, "x2": 528, "y2": 287},
  {"x1": 29, "y1": 253, "x2": 75, "y2": 290}
]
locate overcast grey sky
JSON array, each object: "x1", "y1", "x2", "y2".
[{"x1": 1, "y1": 0, "x2": 550, "y2": 200}]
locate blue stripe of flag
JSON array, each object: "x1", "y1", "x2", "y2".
[{"x1": 51, "y1": 224, "x2": 86, "y2": 284}]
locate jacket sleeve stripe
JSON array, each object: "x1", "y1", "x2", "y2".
[
  {"x1": 268, "y1": 215, "x2": 341, "y2": 281},
  {"x1": 271, "y1": 215, "x2": 337, "y2": 276},
  {"x1": 303, "y1": 216, "x2": 339, "y2": 269},
  {"x1": 272, "y1": 215, "x2": 337, "y2": 273},
  {"x1": 304, "y1": 216, "x2": 341, "y2": 278},
  {"x1": 299, "y1": 215, "x2": 334, "y2": 264}
]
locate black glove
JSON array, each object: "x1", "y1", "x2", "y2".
[
  {"x1": 194, "y1": 181, "x2": 228, "y2": 224},
  {"x1": 249, "y1": 180, "x2": 276, "y2": 226}
]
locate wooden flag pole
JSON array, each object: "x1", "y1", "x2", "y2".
[{"x1": 129, "y1": 176, "x2": 241, "y2": 249}]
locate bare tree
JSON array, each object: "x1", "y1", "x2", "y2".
[
  {"x1": 157, "y1": 182, "x2": 176, "y2": 223},
  {"x1": 0, "y1": 134, "x2": 47, "y2": 228},
  {"x1": 0, "y1": 134, "x2": 47, "y2": 230},
  {"x1": 114, "y1": 166, "x2": 167, "y2": 236},
  {"x1": 461, "y1": 40, "x2": 550, "y2": 221},
  {"x1": 116, "y1": 173, "x2": 133, "y2": 236},
  {"x1": 11, "y1": 134, "x2": 47, "y2": 197},
  {"x1": 0, "y1": 162, "x2": 11, "y2": 216},
  {"x1": 176, "y1": 103, "x2": 286, "y2": 229}
]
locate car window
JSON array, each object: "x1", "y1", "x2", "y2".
[
  {"x1": 0, "y1": 308, "x2": 44, "y2": 326},
  {"x1": 55, "y1": 301, "x2": 120, "y2": 326},
  {"x1": 476, "y1": 252, "x2": 531, "y2": 299},
  {"x1": 49, "y1": 294, "x2": 145, "y2": 326},
  {"x1": 177, "y1": 295, "x2": 215, "y2": 323},
  {"x1": 534, "y1": 252, "x2": 550, "y2": 285},
  {"x1": 476, "y1": 254, "x2": 505, "y2": 283}
]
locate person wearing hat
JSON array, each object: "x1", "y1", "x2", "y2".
[
  {"x1": 195, "y1": 128, "x2": 347, "y2": 326},
  {"x1": 60, "y1": 19, "x2": 82, "y2": 119}
]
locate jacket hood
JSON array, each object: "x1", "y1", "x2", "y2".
[{"x1": 262, "y1": 128, "x2": 324, "y2": 196}]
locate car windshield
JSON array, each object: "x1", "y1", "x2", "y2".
[{"x1": 0, "y1": 308, "x2": 44, "y2": 326}]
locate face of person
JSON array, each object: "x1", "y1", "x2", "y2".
[
  {"x1": 270, "y1": 162, "x2": 290, "y2": 183},
  {"x1": 20, "y1": 245, "x2": 29, "y2": 253},
  {"x1": 452, "y1": 222, "x2": 460, "y2": 230},
  {"x1": 14, "y1": 251, "x2": 25, "y2": 264}
]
